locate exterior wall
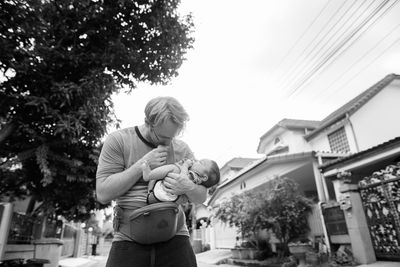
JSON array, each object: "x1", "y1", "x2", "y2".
[
  {"x1": 350, "y1": 80, "x2": 400, "y2": 151},
  {"x1": 212, "y1": 221, "x2": 237, "y2": 248},
  {"x1": 308, "y1": 123, "x2": 358, "y2": 153},
  {"x1": 195, "y1": 204, "x2": 210, "y2": 220},
  {"x1": 259, "y1": 129, "x2": 313, "y2": 155},
  {"x1": 308, "y1": 80, "x2": 400, "y2": 154},
  {"x1": 257, "y1": 127, "x2": 285, "y2": 154},
  {"x1": 307, "y1": 204, "x2": 325, "y2": 237},
  {"x1": 308, "y1": 132, "x2": 331, "y2": 152},
  {"x1": 286, "y1": 130, "x2": 313, "y2": 153}
]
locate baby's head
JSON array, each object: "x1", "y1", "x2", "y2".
[{"x1": 189, "y1": 159, "x2": 220, "y2": 188}]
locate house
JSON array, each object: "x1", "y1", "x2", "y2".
[
  {"x1": 208, "y1": 119, "x2": 342, "y2": 249},
  {"x1": 320, "y1": 137, "x2": 400, "y2": 263},
  {"x1": 206, "y1": 73, "x2": 400, "y2": 264},
  {"x1": 219, "y1": 157, "x2": 258, "y2": 184}
]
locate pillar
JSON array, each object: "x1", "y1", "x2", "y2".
[
  {"x1": 339, "y1": 183, "x2": 376, "y2": 264},
  {"x1": 33, "y1": 238, "x2": 64, "y2": 267}
]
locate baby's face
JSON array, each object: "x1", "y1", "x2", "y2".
[{"x1": 191, "y1": 159, "x2": 211, "y2": 176}]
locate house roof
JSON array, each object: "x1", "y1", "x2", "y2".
[
  {"x1": 305, "y1": 73, "x2": 400, "y2": 140},
  {"x1": 320, "y1": 136, "x2": 400, "y2": 173},
  {"x1": 257, "y1": 119, "x2": 321, "y2": 152},
  {"x1": 220, "y1": 157, "x2": 258, "y2": 170},
  {"x1": 207, "y1": 151, "x2": 316, "y2": 206}
]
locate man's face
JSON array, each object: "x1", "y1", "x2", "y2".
[{"x1": 151, "y1": 119, "x2": 180, "y2": 146}]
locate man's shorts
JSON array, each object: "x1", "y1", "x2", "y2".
[{"x1": 105, "y1": 235, "x2": 197, "y2": 267}]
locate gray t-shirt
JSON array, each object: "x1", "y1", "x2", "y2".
[{"x1": 96, "y1": 126, "x2": 194, "y2": 241}]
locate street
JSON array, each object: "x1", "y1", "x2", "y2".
[
  {"x1": 62, "y1": 240, "x2": 236, "y2": 267},
  {"x1": 76, "y1": 255, "x2": 236, "y2": 267}
]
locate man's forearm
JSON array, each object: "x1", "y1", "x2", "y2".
[
  {"x1": 96, "y1": 159, "x2": 145, "y2": 204},
  {"x1": 185, "y1": 184, "x2": 207, "y2": 204}
]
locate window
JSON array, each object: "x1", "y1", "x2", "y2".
[
  {"x1": 274, "y1": 137, "x2": 281, "y2": 144},
  {"x1": 240, "y1": 181, "x2": 246, "y2": 190},
  {"x1": 328, "y1": 127, "x2": 350, "y2": 153}
]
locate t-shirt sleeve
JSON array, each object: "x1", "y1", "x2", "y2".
[
  {"x1": 172, "y1": 139, "x2": 195, "y2": 161},
  {"x1": 181, "y1": 141, "x2": 195, "y2": 160},
  {"x1": 96, "y1": 134, "x2": 125, "y2": 180}
]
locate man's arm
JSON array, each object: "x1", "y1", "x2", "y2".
[
  {"x1": 185, "y1": 183, "x2": 207, "y2": 204},
  {"x1": 96, "y1": 135, "x2": 168, "y2": 204},
  {"x1": 142, "y1": 164, "x2": 177, "y2": 181},
  {"x1": 163, "y1": 173, "x2": 207, "y2": 204},
  {"x1": 165, "y1": 140, "x2": 207, "y2": 203},
  {"x1": 96, "y1": 160, "x2": 147, "y2": 204}
]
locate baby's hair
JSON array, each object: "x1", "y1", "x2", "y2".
[{"x1": 202, "y1": 160, "x2": 220, "y2": 188}]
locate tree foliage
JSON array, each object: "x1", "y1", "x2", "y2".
[
  {"x1": 213, "y1": 177, "x2": 313, "y2": 252},
  {"x1": 0, "y1": 0, "x2": 194, "y2": 221},
  {"x1": 264, "y1": 177, "x2": 313, "y2": 249}
]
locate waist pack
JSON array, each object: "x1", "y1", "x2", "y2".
[{"x1": 115, "y1": 202, "x2": 181, "y2": 245}]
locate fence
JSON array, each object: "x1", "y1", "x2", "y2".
[
  {"x1": 4, "y1": 212, "x2": 78, "y2": 258},
  {"x1": 7, "y1": 212, "x2": 40, "y2": 244},
  {"x1": 60, "y1": 223, "x2": 77, "y2": 257}
]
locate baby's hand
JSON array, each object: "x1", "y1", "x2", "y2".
[{"x1": 184, "y1": 159, "x2": 194, "y2": 167}]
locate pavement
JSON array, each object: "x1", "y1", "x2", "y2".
[
  {"x1": 58, "y1": 249, "x2": 400, "y2": 267},
  {"x1": 58, "y1": 249, "x2": 236, "y2": 267},
  {"x1": 357, "y1": 263, "x2": 400, "y2": 267}
]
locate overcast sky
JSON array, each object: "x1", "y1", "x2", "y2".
[{"x1": 111, "y1": 0, "x2": 400, "y2": 167}]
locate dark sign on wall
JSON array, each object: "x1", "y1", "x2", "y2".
[{"x1": 323, "y1": 205, "x2": 348, "y2": 235}]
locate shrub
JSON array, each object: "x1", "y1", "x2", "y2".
[{"x1": 213, "y1": 177, "x2": 313, "y2": 254}]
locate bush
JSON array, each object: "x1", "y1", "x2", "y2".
[{"x1": 213, "y1": 177, "x2": 313, "y2": 254}]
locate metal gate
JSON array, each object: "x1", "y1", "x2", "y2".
[{"x1": 358, "y1": 163, "x2": 400, "y2": 261}]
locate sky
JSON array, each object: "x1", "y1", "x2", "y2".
[{"x1": 111, "y1": 0, "x2": 400, "y2": 167}]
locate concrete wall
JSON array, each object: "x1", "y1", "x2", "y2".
[{"x1": 3, "y1": 244, "x2": 34, "y2": 261}]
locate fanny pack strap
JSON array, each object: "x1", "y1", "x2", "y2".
[{"x1": 150, "y1": 246, "x2": 156, "y2": 267}]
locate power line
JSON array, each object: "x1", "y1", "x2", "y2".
[
  {"x1": 282, "y1": 0, "x2": 370, "y2": 94},
  {"x1": 285, "y1": 0, "x2": 382, "y2": 96},
  {"x1": 286, "y1": 0, "x2": 392, "y2": 97},
  {"x1": 321, "y1": 36, "x2": 400, "y2": 104},
  {"x1": 304, "y1": 0, "x2": 399, "y2": 100},
  {"x1": 272, "y1": 0, "x2": 332, "y2": 78},
  {"x1": 313, "y1": 1, "x2": 400, "y2": 101},
  {"x1": 276, "y1": 0, "x2": 351, "y2": 87}
]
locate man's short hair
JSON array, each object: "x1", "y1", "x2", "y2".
[{"x1": 144, "y1": 96, "x2": 189, "y2": 130}]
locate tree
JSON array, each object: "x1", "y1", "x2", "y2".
[
  {"x1": 213, "y1": 177, "x2": 313, "y2": 254},
  {"x1": 214, "y1": 191, "x2": 265, "y2": 249},
  {"x1": 0, "y1": 0, "x2": 194, "y2": 221},
  {"x1": 259, "y1": 177, "x2": 313, "y2": 255}
]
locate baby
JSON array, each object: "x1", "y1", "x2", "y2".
[{"x1": 142, "y1": 158, "x2": 220, "y2": 204}]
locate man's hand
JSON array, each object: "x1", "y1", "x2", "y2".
[
  {"x1": 142, "y1": 145, "x2": 168, "y2": 169},
  {"x1": 163, "y1": 172, "x2": 195, "y2": 196}
]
